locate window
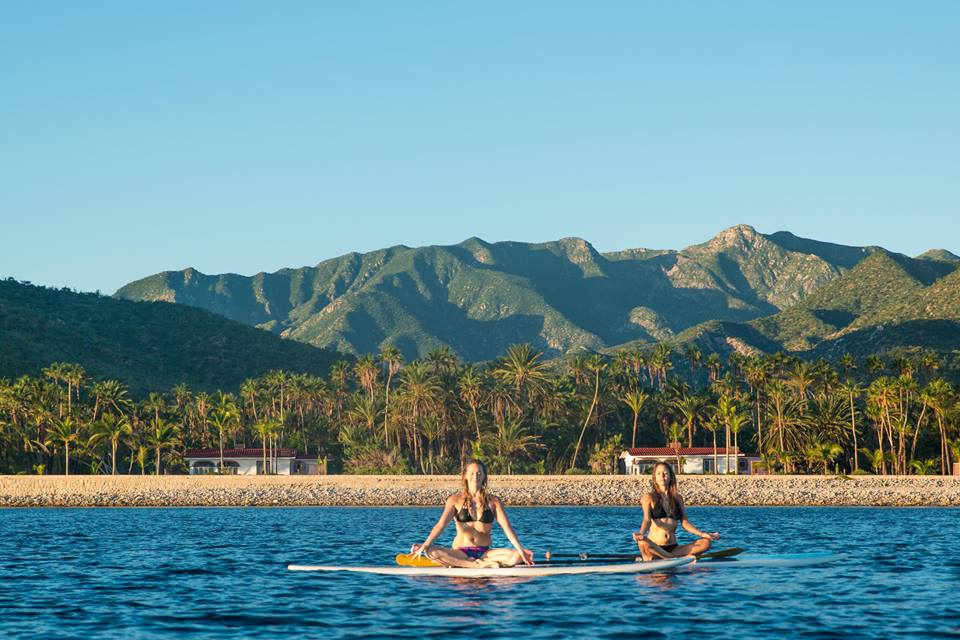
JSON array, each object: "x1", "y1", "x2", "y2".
[
  {"x1": 702, "y1": 458, "x2": 714, "y2": 473},
  {"x1": 191, "y1": 461, "x2": 216, "y2": 475}
]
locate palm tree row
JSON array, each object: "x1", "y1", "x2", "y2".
[{"x1": 1, "y1": 345, "x2": 958, "y2": 475}]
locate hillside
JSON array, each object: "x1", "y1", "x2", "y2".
[
  {"x1": 116, "y1": 225, "x2": 869, "y2": 360},
  {"x1": 659, "y1": 251, "x2": 959, "y2": 359},
  {"x1": 0, "y1": 279, "x2": 343, "y2": 394}
]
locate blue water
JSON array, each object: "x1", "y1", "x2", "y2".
[{"x1": 1, "y1": 506, "x2": 958, "y2": 639}]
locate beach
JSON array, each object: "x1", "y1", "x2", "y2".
[{"x1": 1, "y1": 474, "x2": 958, "y2": 507}]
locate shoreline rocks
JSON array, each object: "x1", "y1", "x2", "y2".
[{"x1": 1, "y1": 475, "x2": 958, "y2": 507}]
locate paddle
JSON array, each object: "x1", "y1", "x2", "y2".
[{"x1": 543, "y1": 547, "x2": 745, "y2": 562}]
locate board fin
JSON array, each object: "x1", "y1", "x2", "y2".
[{"x1": 395, "y1": 553, "x2": 442, "y2": 567}]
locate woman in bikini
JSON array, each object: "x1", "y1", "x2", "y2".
[
  {"x1": 410, "y1": 459, "x2": 534, "y2": 568},
  {"x1": 633, "y1": 461, "x2": 720, "y2": 561}
]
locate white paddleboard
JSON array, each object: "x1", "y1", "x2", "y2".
[
  {"x1": 697, "y1": 551, "x2": 839, "y2": 567},
  {"x1": 288, "y1": 556, "x2": 693, "y2": 577}
]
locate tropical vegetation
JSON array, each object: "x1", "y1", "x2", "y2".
[{"x1": 2, "y1": 344, "x2": 958, "y2": 477}]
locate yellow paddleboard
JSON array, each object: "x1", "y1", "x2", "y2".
[{"x1": 395, "y1": 553, "x2": 442, "y2": 567}]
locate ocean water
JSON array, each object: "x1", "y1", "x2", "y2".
[{"x1": 1, "y1": 506, "x2": 958, "y2": 639}]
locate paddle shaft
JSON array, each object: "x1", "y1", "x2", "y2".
[{"x1": 544, "y1": 547, "x2": 744, "y2": 562}]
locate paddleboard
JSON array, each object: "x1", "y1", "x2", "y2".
[
  {"x1": 697, "y1": 551, "x2": 839, "y2": 567},
  {"x1": 288, "y1": 555, "x2": 693, "y2": 577}
]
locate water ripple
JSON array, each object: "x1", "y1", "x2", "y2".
[{"x1": 1, "y1": 506, "x2": 957, "y2": 638}]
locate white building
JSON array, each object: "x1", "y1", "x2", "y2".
[
  {"x1": 184, "y1": 448, "x2": 325, "y2": 475},
  {"x1": 619, "y1": 447, "x2": 761, "y2": 475}
]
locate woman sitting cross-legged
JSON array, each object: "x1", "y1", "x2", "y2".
[
  {"x1": 633, "y1": 461, "x2": 720, "y2": 561},
  {"x1": 410, "y1": 459, "x2": 534, "y2": 568}
]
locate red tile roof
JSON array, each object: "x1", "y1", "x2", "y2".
[
  {"x1": 623, "y1": 447, "x2": 745, "y2": 456},
  {"x1": 184, "y1": 448, "x2": 298, "y2": 459}
]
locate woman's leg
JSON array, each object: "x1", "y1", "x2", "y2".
[
  {"x1": 672, "y1": 538, "x2": 712, "y2": 557},
  {"x1": 427, "y1": 546, "x2": 499, "y2": 568},
  {"x1": 482, "y1": 547, "x2": 529, "y2": 567}
]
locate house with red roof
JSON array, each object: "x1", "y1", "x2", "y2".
[{"x1": 619, "y1": 447, "x2": 761, "y2": 475}]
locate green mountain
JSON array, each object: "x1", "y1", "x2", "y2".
[
  {"x1": 116, "y1": 225, "x2": 871, "y2": 360},
  {"x1": 0, "y1": 279, "x2": 343, "y2": 394},
  {"x1": 916, "y1": 248, "x2": 960, "y2": 264},
  {"x1": 664, "y1": 250, "x2": 959, "y2": 359}
]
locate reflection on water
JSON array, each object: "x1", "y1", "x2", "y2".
[{"x1": 0, "y1": 506, "x2": 958, "y2": 638}]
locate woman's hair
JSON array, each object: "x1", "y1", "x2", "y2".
[
  {"x1": 649, "y1": 462, "x2": 680, "y2": 518},
  {"x1": 461, "y1": 458, "x2": 489, "y2": 507}
]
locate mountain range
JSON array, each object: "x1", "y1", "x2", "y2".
[{"x1": 114, "y1": 225, "x2": 960, "y2": 362}]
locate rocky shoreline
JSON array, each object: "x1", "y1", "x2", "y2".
[{"x1": 1, "y1": 474, "x2": 959, "y2": 507}]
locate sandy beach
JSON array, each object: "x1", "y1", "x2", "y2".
[{"x1": 1, "y1": 474, "x2": 958, "y2": 507}]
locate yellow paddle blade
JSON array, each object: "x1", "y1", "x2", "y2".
[{"x1": 395, "y1": 553, "x2": 442, "y2": 567}]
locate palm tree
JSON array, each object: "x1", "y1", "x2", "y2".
[
  {"x1": 729, "y1": 411, "x2": 750, "y2": 474},
  {"x1": 492, "y1": 344, "x2": 551, "y2": 407},
  {"x1": 63, "y1": 364, "x2": 86, "y2": 416},
  {"x1": 806, "y1": 442, "x2": 844, "y2": 474},
  {"x1": 839, "y1": 380, "x2": 863, "y2": 472},
  {"x1": 90, "y1": 379, "x2": 130, "y2": 421},
  {"x1": 490, "y1": 418, "x2": 541, "y2": 474},
  {"x1": 684, "y1": 346, "x2": 702, "y2": 386},
  {"x1": 209, "y1": 405, "x2": 238, "y2": 472},
  {"x1": 144, "y1": 392, "x2": 166, "y2": 429},
  {"x1": 354, "y1": 354, "x2": 380, "y2": 401},
  {"x1": 88, "y1": 413, "x2": 131, "y2": 475},
  {"x1": 253, "y1": 420, "x2": 272, "y2": 474},
  {"x1": 744, "y1": 358, "x2": 771, "y2": 453},
  {"x1": 704, "y1": 412, "x2": 721, "y2": 474},
  {"x1": 146, "y1": 418, "x2": 180, "y2": 475},
  {"x1": 705, "y1": 353, "x2": 722, "y2": 385},
  {"x1": 425, "y1": 347, "x2": 459, "y2": 379},
  {"x1": 923, "y1": 379, "x2": 954, "y2": 475},
  {"x1": 458, "y1": 366, "x2": 485, "y2": 442},
  {"x1": 672, "y1": 393, "x2": 707, "y2": 448},
  {"x1": 379, "y1": 346, "x2": 403, "y2": 447},
  {"x1": 715, "y1": 396, "x2": 738, "y2": 474},
  {"x1": 788, "y1": 362, "x2": 815, "y2": 410},
  {"x1": 570, "y1": 355, "x2": 606, "y2": 470},
  {"x1": 620, "y1": 389, "x2": 649, "y2": 449},
  {"x1": 859, "y1": 447, "x2": 891, "y2": 475},
  {"x1": 667, "y1": 421, "x2": 684, "y2": 473},
  {"x1": 41, "y1": 363, "x2": 68, "y2": 418},
  {"x1": 398, "y1": 362, "x2": 443, "y2": 463},
  {"x1": 909, "y1": 458, "x2": 937, "y2": 476},
  {"x1": 46, "y1": 417, "x2": 81, "y2": 475}
]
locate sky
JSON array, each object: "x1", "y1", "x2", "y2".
[{"x1": 2, "y1": 1, "x2": 958, "y2": 294}]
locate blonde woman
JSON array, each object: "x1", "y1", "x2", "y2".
[
  {"x1": 411, "y1": 459, "x2": 534, "y2": 568},
  {"x1": 633, "y1": 462, "x2": 720, "y2": 561}
]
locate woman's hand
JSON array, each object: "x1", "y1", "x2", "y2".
[
  {"x1": 702, "y1": 532, "x2": 721, "y2": 541},
  {"x1": 518, "y1": 548, "x2": 535, "y2": 565},
  {"x1": 410, "y1": 543, "x2": 430, "y2": 558}
]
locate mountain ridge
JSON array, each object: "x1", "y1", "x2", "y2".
[{"x1": 114, "y1": 225, "x2": 956, "y2": 361}]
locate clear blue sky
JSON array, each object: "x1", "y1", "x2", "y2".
[{"x1": 2, "y1": 1, "x2": 957, "y2": 294}]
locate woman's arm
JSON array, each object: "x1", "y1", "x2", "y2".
[
  {"x1": 492, "y1": 497, "x2": 533, "y2": 565},
  {"x1": 678, "y1": 496, "x2": 720, "y2": 540},
  {"x1": 413, "y1": 496, "x2": 457, "y2": 556},
  {"x1": 635, "y1": 493, "x2": 653, "y2": 539}
]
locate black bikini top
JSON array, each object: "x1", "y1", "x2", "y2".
[
  {"x1": 454, "y1": 498, "x2": 494, "y2": 524},
  {"x1": 650, "y1": 496, "x2": 683, "y2": 521}
]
